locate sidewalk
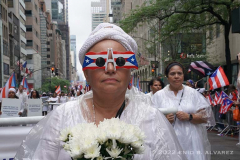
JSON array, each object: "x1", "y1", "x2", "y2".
[{"x1": 208, "y1": 131, "x2": 240, "y2": 160}]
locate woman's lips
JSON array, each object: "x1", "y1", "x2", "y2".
[{"x1": 102, "y1": 78, "x2": 118, "y2": 83}]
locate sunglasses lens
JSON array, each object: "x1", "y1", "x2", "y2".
[
  {"x1": 116, "y1": 57, "x2": 125, "y2": 66},
  {"x1": 96, "y1": 57, "x2": 105, "y2": 67}
]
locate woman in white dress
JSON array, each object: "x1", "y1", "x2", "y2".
[
  {"x1": 146, "y1": 77, "x2": 164, "y2": 97},
  {"x1": 15, "y1": 23, "x2": 186, "y2": 160},
  {"x1": 152, "y1": 62, "x2": 215, "y2": 160},
  {"x1": 48, "y1": 92, "x2": 59, "y2": 111}
]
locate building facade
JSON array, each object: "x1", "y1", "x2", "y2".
[
  {"x1": 8, "y1": 0, "x2": 27, "y2": 85},
  {"x1": 91, "y1": 0, "x2": 109, "y2": 30},
  {"x1": 25, "y1": 0, "x2": 42, "y2": 89},
  {"x1": 70, "y1": 35, "x2": 76, "y2": 69}
]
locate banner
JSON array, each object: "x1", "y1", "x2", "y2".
[
  {"x1": 0, "y1": 99, "x2": 21, "y2": 118},
  {"x1": 0, "y1": 126, "x2": 32, "y2": 160},
  {"x1": 27, "y1": 99, "x2": 42, "y2": 117}
]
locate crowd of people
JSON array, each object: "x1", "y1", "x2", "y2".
[{"x1": 0, "y1": 86, "x2": 83, "y2": 116}]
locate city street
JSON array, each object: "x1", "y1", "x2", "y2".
[{"x1": 208, "y1": 131, "x2": 240, "y2": 160}]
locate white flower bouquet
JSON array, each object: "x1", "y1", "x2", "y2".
[{"x1": 60, "y1": 118, "x2": 145, "y2": 160}]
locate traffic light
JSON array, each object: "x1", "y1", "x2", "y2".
[
  {"x1": 51, "y1": 67, "x2": 55, "y2": 73},
  {"x1": 55, "y1": 68, "x2": 59, "y2": 76},
  {"x1": 151, "y1": 69, "x2": 155, "y2": 73}
]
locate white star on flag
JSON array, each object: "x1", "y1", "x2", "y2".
[
  {"x1": 131, "y1": 58, "x2": 134, "y2": 62},
  {"x1": 86, "y1": 59, "x2": 90, "y2": 63}
]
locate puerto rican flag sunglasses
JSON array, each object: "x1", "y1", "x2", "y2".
[{"x1": 82, "y1": 48, "x2": 138, "y2": 71}]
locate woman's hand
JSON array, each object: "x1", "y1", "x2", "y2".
[
  {"x1": 176, "y1": 111, "x2": 189, "y2": 121},
  {"x1": 166, "y1": 113, "x2": 175, "y2": 123}
]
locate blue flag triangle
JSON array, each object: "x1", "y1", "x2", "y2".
[
  {"x1": 127, "y1": 55, "x2": 138, "y2": 67},
  {"x1": 82, "y1": 56, "x2": 94, "y2": 68}
]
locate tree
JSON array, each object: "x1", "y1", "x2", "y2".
[
  {"x1": 120, "y1": 0, "x2": 240, "y2": 83},
  {"x1": 41, "y1": 77, "x2": 70, "y2": 93}
]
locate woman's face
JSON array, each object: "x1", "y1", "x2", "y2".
[
  {"x1": 186, "y1": 81, "x2": 193, "y2": 88},
  {"x1": 151, "y1": 80, "x2": 162, "y2": 94},
  {"x1": 32, "y1": 91, "x2": 37, "y2": 98},
  {"x1": 167, "y1": 65, "x2": 184, "y2": 88},
  {"x1": 53, "y1": 93, "x2": 57, "y2": 97},
  {"x1": 8, "y1": 91, "x2": 15, "y2": 98},
  {"x1": 84, "y1": 40, "x2": 131, "y2": 94}
]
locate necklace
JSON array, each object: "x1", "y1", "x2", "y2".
[
  {"x1": 92, "y1": 102, "x2": 96, "y2": 123},
  {"x1": 92, "y1": 100, "x2": 126, "y2": 124}
]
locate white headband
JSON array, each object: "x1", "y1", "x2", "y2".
[
  {"x1": 9, "y1": 88, "x2": 16, "y2": 93},
  {"x1": 79, "y1": 23, "x2": 138, "y2": 66}
]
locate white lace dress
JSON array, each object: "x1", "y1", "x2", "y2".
[{"x1": 15, "y1": 87, "x2": 186, "y2": 160}]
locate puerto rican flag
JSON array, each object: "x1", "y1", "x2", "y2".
[
  {"x1": 55, "y1": 85, "x2": 61, "y2": 95},
  {"x1": 84, "y1": 84, "x2": 91, "y2": 93},
  {"x1": 189, "y1": 61, "x2": 215, "y2": 77},
  {"x1": 82, "y1": 51, "x2": 138, "y2": 70},
  {"x1": 0, "y1": 73, "x2": 17, "y2": 100},
  {"x1": 213, "y1": 92, "x2": 220, "y2": 105},
  {"x1": 20, "y1": 77, "x2": 30, "y2": 95},
  {"x1": 206, "y1": 95, "x2": 214, "y2": 106},
  {"x1": 208, "y1": 66, "x2": 229, "y2": 90},
  {"x1": 218, "y1": 91, "x2": 229, "y2": 105},
  {"x1": 128, "y1": 76, "x2": 134, "y2": 90},
  {"x1": 220, "y1": 98, "x2": 233, "y2": 114}
]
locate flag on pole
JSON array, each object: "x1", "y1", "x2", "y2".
[
  {"x1": 84, "y1": 84, "x2": 91, "y2": 93},
  {"x1": 55, "y1": 85, "x2": 61, "y2": 95},
  {"x1": 20, "y1": 77, "x2": 30, "y2": 95},
  {"x1": 206, "y1": 95, "x2": 214, "y2": 106},
  {"x1": 213, "y1": 92, "x2": 220, "y2": 105},
  {"x1": 220, "y1": 98, "x2": 233, "y2": 114},
  {"x1": 189, "y1": 61, "x2": 215, "y2": 77},
  {"x1": 25, "y1": 68, "x2": 29, "y2": 74},
  {"x1": 208, "y1": 66, "x2": 229, "y2": 90},
  {"x1": 22, "y1": 61, "x2": 27, "y2": 68},
  {"x1": 128, "y1": 76, "x2": 134, "y2": 89},
  {"x1": 218, "y1": 91, "x2": 229, "y2": 105},
  {"x1": 0, "y1": 73, "x2": 17, "y2": 100}
]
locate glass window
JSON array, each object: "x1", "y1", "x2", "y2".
[
  {"x1": 26, "y1": 25, "x2": 32, "y2": 32},
  {"x1": 25, "y1": 10, "x2": 32, "y2": 16},
  {"x1": 4, "y1": 63, "x2": 9, "y2": 75}
]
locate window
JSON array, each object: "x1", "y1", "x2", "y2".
[
  {"x1": 35, "y1": 31, "x2": 38, "y2": 38},
  {"x1": 25, "y1": 10, "x2": 32, "y2": 16},
  {"x1": 35, "y1": 3, "x2": 38, "y2": 11},
  {"x1": 47, "y1": 41, "x2": 50, "y2": 45},
  {"x1": 35, "y1": 17, "x2": 38, "y2": 24},
  {"x1": 26, "y1": 25, "x2": 32, "y2": 32},
  {"x1": 27, "y1": 40, "x2": 33, "y2": 46},
  {"x1": 47, "y1": 55, "x2": 50, "y2": 58},
  {"x1": 8, "y1": 0, "x2": 13, "y2": 8},
  {"x1": 20, "y1": 29, "x2": 25, "y2": 38},
  {"x1": 47, "y1": 48, "x2": 50, "y2": 51},
  {"x1": 49, "y1": 33, "x2": 52, "y2": 37},
  {"x1": 47, "y1": 61, "x2": 50, "y2": 64},
  {"x1": 4, "y1": 63, "x2": 9, "y2": 75}
]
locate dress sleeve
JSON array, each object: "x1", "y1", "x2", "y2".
[
  {"x1": 14, "y1": 105, "x2": 63, "y2": 159},
  {"x1": 150, "y1": 110, "x2": 187, "y2": 159},
  {"x1": 194, "y1": 91, "x2": 215, "y2": 126}
]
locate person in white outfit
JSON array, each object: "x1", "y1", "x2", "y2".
[
  {"x1": 16, "y1": 85, "x2": 28, "y2": 117},
  {"x1": 146, "y1": 77, "x2": 164, "y2": 97},
  {"x1": 152, "y1": 61, "x2": 215, "y2": 160},
  {"x1": 15, "y1": 23, "x2": 186, "y2": 160},
  {"x1": 58, "y1": 91, "x2": 68, "y2": 103}
]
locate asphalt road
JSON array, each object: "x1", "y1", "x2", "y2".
[{"x1": 208, "y1": 131, "x2": 240, "y2": 160}]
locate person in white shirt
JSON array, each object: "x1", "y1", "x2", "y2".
[
  {"x1": 16, "y1": 85, "x2": 28, "y2": 117},
  {"x1": 146, "y1": 77, "x2": 164, "y2": 97},
  {"x1": 58, "y1": 91, "x2": 68, "y2": 103},
  {"x1": 152, "y1": 62, "x2": 215, "y2": 160}
]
